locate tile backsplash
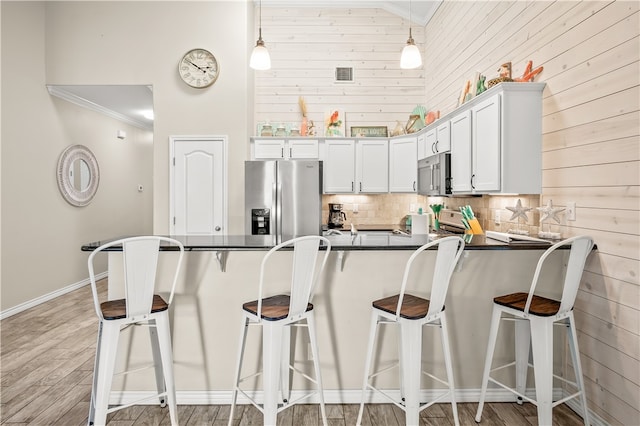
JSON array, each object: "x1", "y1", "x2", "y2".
[{"x1": 323, "y1": 194, "x2": 546, "y2": 235}]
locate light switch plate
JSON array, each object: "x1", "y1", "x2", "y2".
[{"x1": 566, "y1": 201, "x2": 576, "y2": 221}]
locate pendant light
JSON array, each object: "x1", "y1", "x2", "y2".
[
  {"x1": 400, "y1": 0, "x2": 422, "y2": 69},
  {"x1": 250, "y1": 0, "x2": 271, "y2": 70}
]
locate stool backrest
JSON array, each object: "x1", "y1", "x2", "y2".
[
  {"x1": 396, "y1": 236, "x2": 465, "y2": 321},
  {"x1": 88, "y1": 236, "x2": 185, "y2": 322},
  {"x1": 525, "y1": 235, "x2": 594, "y2": 316},
  {"x1": 257, "y1": 235, "x2": 332, "y2": 321}
]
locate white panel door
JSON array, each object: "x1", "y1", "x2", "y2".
[
  {"x1": 450, "y1": 110, "x2": 472, "y2": 193},
  {"x1": 323, "y1": 139, "x2": 356, "y2": 193},
  {"x1": 472, "y1": 94, "x2": 501, "y2": 192},
  {"x1": 171, "y1": 136, "x2": 227, "y2": 235}
]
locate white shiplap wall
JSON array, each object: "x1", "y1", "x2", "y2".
[
  {"x1": 423, "y1": 1, "x2": 639, "y2": 424},
  {"x1": 253, "y1": 7, "x2": 425, "y2": 134}
]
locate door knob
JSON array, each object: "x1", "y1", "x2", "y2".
[{"x1": 215, "y1": 226, "x2": 221, "y2": 231}]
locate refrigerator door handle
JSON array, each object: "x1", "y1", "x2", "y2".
[
  {"x1": 272, "y1": 182, "x2": 278, "y2": 236},
  {"x1": 276, "y1": 182, "x2": 283, "y2": 236}
]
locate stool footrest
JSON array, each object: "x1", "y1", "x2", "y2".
[{"x1": 105, "y1": 391, "x2": 168, "y2": 415}]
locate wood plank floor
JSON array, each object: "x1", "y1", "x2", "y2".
[{"x1": 0, "y1": 281, "x2": 586, "y2": 425}]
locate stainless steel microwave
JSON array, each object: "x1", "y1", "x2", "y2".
[{"x1": 417, "y1": 153, "x2": 451, "y2": 196}]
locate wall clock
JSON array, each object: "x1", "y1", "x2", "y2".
[{"x1": 178, "y1": 48, "x2": 219, "y2": 88}]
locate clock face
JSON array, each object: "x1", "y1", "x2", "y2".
[{"x1": 178, "y1": 48, "x2": 219, "y2": 88}]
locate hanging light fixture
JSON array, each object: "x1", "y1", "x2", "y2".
[
  {"x1": 400, "y1": 0, "x2": 422, "y2": 69},
  {"x1": 250, "y1": 0, "x2": 271, "y2": 70}
]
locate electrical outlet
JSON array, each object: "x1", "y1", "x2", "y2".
[
  {"x1": 410, "y1": 204, "x2": 416, "y2": 213},
  {"x1": 566, "y1": 201, "x2": 576, "y2": 221},
  {"x1": 353, "y1": 203, "x2": 358, "y2": 213}
]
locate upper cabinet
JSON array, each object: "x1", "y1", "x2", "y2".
[
  {"x1": 323, "y1": 139, "x2": 356, "y2": 193},
  {"x1": 322, "y1": 138, "x2": 389, "y2": 194},
  {"x1": 389, "y1": 136, "x2": 417, "y2": 192},
  {"x1": 420, "y1": 120, "x2": 450, "y2": 160},
  {"x1": 449, "y1": 82, "x2": 545, "y2": 195},
  {"x1": 252, "y1": 138, "x2": 319, "y2": 160}
]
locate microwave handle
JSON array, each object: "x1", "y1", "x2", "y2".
[{"x1": 430, "y1": 165, "x2": 434, "y2": 190}]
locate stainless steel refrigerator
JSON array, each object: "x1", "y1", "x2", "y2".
[{"x1": 245, "y1": 160, "x2": 323, "y2": 239}]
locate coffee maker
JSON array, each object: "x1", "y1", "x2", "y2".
[{"x1": 328, "y1": 203, "x2": 347, "y2": 229}]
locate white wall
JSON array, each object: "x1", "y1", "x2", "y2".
[
  {"x1": 1, "y1": 0, "x2": 252, "y2": 311},
  {"x1": 0, "y1": 2, "x2": 147, "y2": 311}
]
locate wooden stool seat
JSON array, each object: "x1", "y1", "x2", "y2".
[
  {"x1": 493, "y1": 292, "x2": 561, "y2": 317},
  {"x1": 243, "y1": 295, "x2": 313, "y2": 321},
  {"x1": 101, "y1": 295, "x2": 169, "y2": 320},
  {"x1": 372, "y1": 294, "x2": 432, "y2": 320}
]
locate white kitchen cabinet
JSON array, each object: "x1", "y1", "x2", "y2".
[
  {"x1": 389, "y1": 136, "x2": 417, "y2": 192},
  {"x1": 322, "y1": 138, "x2": 388, "y2": 194},
  {"x1": 423, "y1": 120, "x2": 451, "y2": 158},
  {"x1": 323, "y1": 139, "x2": 356, "y2": 193},
  {"x1": 472, "y1": 95, "x2": 501, "y2": 191},
  {"x1": 253, "y1": 138, "x2": 285, "y2": 159},
  {"x1": 252, "y1": 138, "x2": 319, "y2": 159},
  {"x1": 450, "y1": 110, "x2": 472, "y2": 192},
  {"x1": 449, "y1": 82, "x2": 545, "y2": 194},
  {"x1": 356, "y1": 139, "x2": 389, "y2": 193}
]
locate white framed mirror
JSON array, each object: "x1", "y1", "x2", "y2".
[{"x1": 56, "y1": 144, "x2": 100, "y2": 207}]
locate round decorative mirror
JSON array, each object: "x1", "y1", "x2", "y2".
[{"x1": 56, "y1": 145, "x2": 100, "y2": 207}]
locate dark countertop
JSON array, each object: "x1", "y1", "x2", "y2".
[{"x1": 81, "y1": 233, "x2": 557, "y2": 252}]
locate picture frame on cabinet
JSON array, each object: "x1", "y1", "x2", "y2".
[
  {"x1": 350, "y1": 126, "x2": 388, "y2": 137},
  {"x1": 324, "y1": 109, "x2": 345, "y2": 137}
]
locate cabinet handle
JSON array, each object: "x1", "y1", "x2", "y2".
[
  {"x1": 359, "y1": 182, "x2": 362, "y2": 192},
  {"x1": 431, "y1": 143, "x2": 436, "y2": 154},
  {"x1": 289, "y1": 147, "x2": 292, "y2": 158},
  {"x1": 413, "y1": 181, "x2": 416, "y2": 191},
  {"x1": 435, "y1": 140, "x2": 439, "y2": 152},
  {"x1": 351, "y1": 181, "x2": 354, "y2": 192},
  {"x1": 281, "y1": 147, "x2": 284, "y2": 158},
  {"x1": 471, "y1": 174, "x2": 476, "y2": 190}
]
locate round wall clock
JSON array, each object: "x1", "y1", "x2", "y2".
[{"x1": 178, "y1": 48, "x2": 219, "y2": 88}]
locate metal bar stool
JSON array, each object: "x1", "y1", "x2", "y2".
[
  {"x1": 229, "y1": 236, "x2": 332, "y2": 426},
  {"x1": 356, "y1": 236, "x2": 465, "y2": 426},
  {"x1": 475, "y1": 236, "x2": 594, "y2": 425},
  {"x1": 87, "y1": 236, "x2": 185, "y2": 426}
]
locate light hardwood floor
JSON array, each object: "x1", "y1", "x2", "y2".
[{"x1": 1, "y1": 280, "x2": 585, "y2": 425}]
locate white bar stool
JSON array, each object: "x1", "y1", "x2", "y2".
[
  {"x1": 475, "y1": 236, "x2": 594, "y2": 426},
  {"x1": 356, "y1": 236, "x2": 465, "y2": 426},
  {"x1": 229, "y1": 236, "x2": 332, "y2": 426},
  {"x1": 87, "y1": 236, "x2": 184, "y2": 426}
]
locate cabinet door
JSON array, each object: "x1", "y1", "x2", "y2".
[
  {"x1": 324, "y1": 139, "x2": 356, "y2": 193},
  {"x1": 425, "y1": 128, "x2": 438, "y2": 156},
  {"x1": 450, "y1": 110, "x2": 472, "y2": 192},
  {"x1": 289, "y1": 139, "x2": 319, "y2": 159},
  {"x1": 253, "y1": 139, "x2": 285, "y2": 159},
  {"x1": 357, "y1": 139, "x2": 388, "y2": 193},
  {"x1": 435, "y1": 121, "x2": 451, "y2": 152},
  {"x1": 472, "y1": 95, "x2": 501, "y2": 191},
  {"x1": 417, "y1": 132, "x2": 427, "y2": 160},
  {"x1": 389, "y1": 137, "x2": 417, "y2": 192}
]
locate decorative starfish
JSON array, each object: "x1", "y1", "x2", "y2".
[
  {"x1": 514, "y1": 60, "x2": 543, "y2": 82},
  {"x1": 506, "y1": 199, "x2": 532, "y2": 222},
  {"x1": 537, "y1": 199, "x2": 565, "y2": 224}
]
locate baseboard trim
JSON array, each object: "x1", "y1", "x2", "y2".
[
  {"x1": 108, "y1": 388, "x2": 605, "y2": 424},
  {"x1": 109, "y1": 387, "x2": 554, "y2": 405},
  {"x1": 0, "y1": 272, "x2": 107, "y2": 320}
]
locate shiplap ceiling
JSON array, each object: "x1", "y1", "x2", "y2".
[
  {"x1": 47, "y1": 1, "x2": 440, "y2": 128},
  {"x1": 261, "y1": 1, "x2": 442, "y2": 26}
]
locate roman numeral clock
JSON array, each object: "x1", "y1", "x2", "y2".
[{"x1": 178, "y1": 48, "x2": 219, "y2": 88}]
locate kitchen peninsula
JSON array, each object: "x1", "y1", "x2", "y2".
[{"x1": 82, "y1": 234, "x2": 578, "y2": 404}]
